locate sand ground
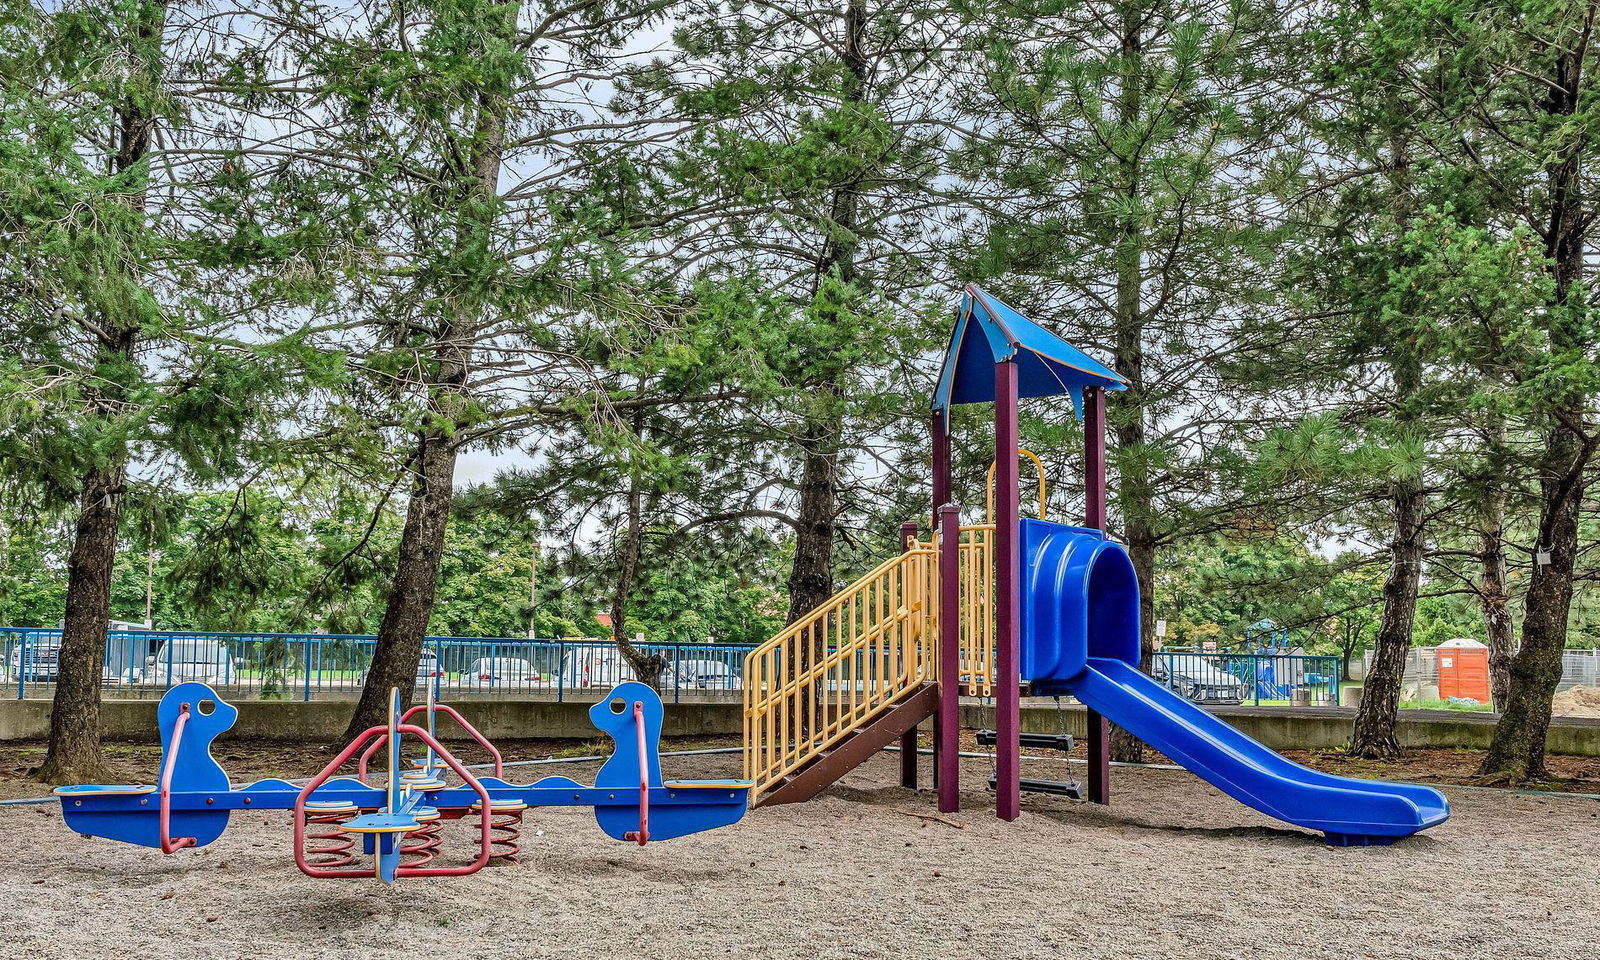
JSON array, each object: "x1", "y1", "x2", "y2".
[{"x1": 3, "y1": 747, "x2": 1597, "y2": 960}]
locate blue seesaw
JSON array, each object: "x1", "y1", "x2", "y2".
[{"x1": 55, "y1": 680, "x2": 749, "y2": 884}]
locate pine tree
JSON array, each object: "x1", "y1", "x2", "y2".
[
  {"x1": 1325, "y1": 0, "x2": 1600, "y2": 778},
  {"x1": 954, "y1": 0, "x2": 1304, "y2": 759},
  {"x1": 613, "y1": 0, "x2": 958, "y2": 624},
  {"x1": 0, "y1": 0, "x2": 331, "y2": 781}
]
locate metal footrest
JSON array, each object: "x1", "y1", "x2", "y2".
[
  {"x1": 976, "y1": 730, "x2": 1076, "y2": 752},
  {"x1": 988, "y1": 774, "x2": 1084, "y2": 799}
]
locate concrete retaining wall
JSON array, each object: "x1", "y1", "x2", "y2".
[
  {"x1": 966, "y1": 701, "x2": 1600, "y2": 757},
  {"x1": 3, "y1": 695, "x2": 1597, "y2": 756}
]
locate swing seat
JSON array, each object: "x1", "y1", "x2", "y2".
[
  {"x1": 988, "y1": 773, "x2": 1084, "y2": 799},
  {"x1": 976, "y1": 730, "x2": 1076, "y2": 752}
]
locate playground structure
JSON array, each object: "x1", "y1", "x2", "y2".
[
  {"x1": 741, "y1": 285, "x2": 1449, "y2": 845},
  {"x1": 51, "y1": 284, "x2": 1445, "y2": 876},
  {"x1": 55, "y1": 679, "x2": 748, "y2": 883}
]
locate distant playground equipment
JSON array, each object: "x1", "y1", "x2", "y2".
[
  {"x1": 1235, "y1": 619, "x2": 1338, "y2": 703},
  {"x1": 56, "y1": 680, "x2": 747, "y2": 883},
  {"x1": 741, "y1": 284, "x2": 1448, "y2": 845},
  {"x1": 1244, "y1": 619, "x2": 1296, "y2": 700}
]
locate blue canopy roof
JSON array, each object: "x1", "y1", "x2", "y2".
[{"x1": 931, "y1": 285, "x2": 1127, "y2": 417}]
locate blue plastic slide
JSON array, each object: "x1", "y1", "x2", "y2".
[
  {"x1": 1068, "y1": 658, "x2": 1449, "y2": 844},
  {"x1": 1018, "y1": 517, "x2": 1448, "y2": 845}
]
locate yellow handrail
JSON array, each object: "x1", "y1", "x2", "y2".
[
  {"x1": 957, "y1": 524, "x2": 995, "y2": 696},
  {"x1": 986, "y1": 448, "x2": 1048, "y2": 522},
  {"x1": 742, "y1": 545, "x2": 939, "y2": 798}
]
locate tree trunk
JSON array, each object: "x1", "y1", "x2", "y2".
[
  {"x1": 786, "y1": 416, "x2": 842, "y2": 744},
  {"x1": 1483, "y1": 54, "x2": 1590, "y2": 781},
  {"x1": 786, "y1": 417, "x2": 845, "y2": 624},
  {"x1": 783, "y1": 0, "x2": 868, "y2": 629},
  {"x1": 1108, "y1": 3, "x2": 1150, "y2": 764},
  {"x1": 613, "y1": 442, "x2": 666, "y2": 689},
  {"x1": 778, "y1": 0, "x2": 873, "y2": 745},
  {"x1": 1476, "y1": 484, "x2": 1514, "y2": 709},
  {"x1": 1339, "y1": 624, "x2": 1359, "y2": 683},
  {"x1": 35, "y1": 0, "x2": 166, "y2": 785},
  {"x1": 1348, "y1": 479, "x2": 1424, "y2": 758},
  {"x1": 34, "y1": 460, "x2": 127, "y2": 783},
  {"x1": 343, "y1": 1, "x2": 514, "y2": 737},
  {"x1": 1481, "y1": 425, "x2": 1583, "y2": 781},
  {"x1": 344, "y1": 428, "x2": 459, "y2": 737},
  {"x1": 1348, "y1": 128, "x2": 1425, "y2": 761}
]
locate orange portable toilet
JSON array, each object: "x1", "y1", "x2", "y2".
[{"x1": 1436, "y1": 638, "x2": 1491, "y2": 705}]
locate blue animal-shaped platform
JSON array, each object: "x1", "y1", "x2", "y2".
[{"x1": 56, "y1": 681, "x2": 749, "y2": 882}]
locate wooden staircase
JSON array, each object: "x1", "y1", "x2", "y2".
[
  {"x1": 742, "y1": 520, "x2": 999, "y2": 806},
  {"x1": 757, "y1": 683, "x2": 939, "y2": 807},
  {"x1": 743, "y1": 543, "x2": 940, "y2": 804}
]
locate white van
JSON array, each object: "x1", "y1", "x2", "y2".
[{"x1": 144, "y1": 637, "x2": 234, "y2": 686}]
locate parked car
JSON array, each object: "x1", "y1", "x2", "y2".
[
  {"x1": 356, "y1": 650, "x2": 445, "y2": 688},
  {"x1": 6, "y1": 637, "x2": 61, "y2": 682},
  {"x1": 1154, "y1": 655, "x2": 1247, "y2": 704},
  {"x1": 559, "y1": 646, "x2": 676, "y2": 689},
  {"x1": 144, "y1": 637, "x2": 235, "y2": 686},
  {"x1": 466, "y1": 657, "x2": 538, "y2": 689},
  {"x1": 674, "y1": 658, "x2": 742, "y2": 691}
]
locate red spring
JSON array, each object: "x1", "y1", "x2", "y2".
[
  {"x1": 305, "y1": 810, "x2": 355, "y2": 868},
  {"x1": 489, "y1": 811, "x2": 522, "y2": 863},
  {"x1": 402, "y1": 819, "x2": 442, "y2": 868}
]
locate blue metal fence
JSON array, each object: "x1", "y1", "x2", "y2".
[
  {"x1": 0, "y1": 627, "x2": 754, "y2": 703},
  {"x1": 1155, "y1": 650, "x2": 1341, "y2": 706},
  {"x1": 0, "y1": 626, "x2": 1343, "y2": 708}
]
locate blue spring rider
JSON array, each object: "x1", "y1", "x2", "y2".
[{"x1": 55, "y1": 681, "x2": 748, "y2": 884}]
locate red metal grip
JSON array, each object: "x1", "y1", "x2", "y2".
[
  {"x1": 159, "y1": 704, "x2": 198, "y2": 854},
  {"x1": 357, "y1": 703, "x2": 505, "y2": 781},
  {"x1": 622, "y1": 700, "x2": 649, "y2": 846}
]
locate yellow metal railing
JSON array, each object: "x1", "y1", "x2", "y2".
[
  {"x1": 957, "y1": 524, "x2": 995, "y2": 696},
  {"x1": 743, "y1": 544, "x2": 939, "y2": 797}
]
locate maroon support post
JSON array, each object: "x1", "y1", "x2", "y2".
[
  {"x1": 1083, "y1": 386, "x2": 1110, "y2": 805},
  {"x1": 937, "y1": 504, "x2": 961, "y2": 813},
  {"x1": 930, "y1": 409, "x2": 953, "y2": 796},
  {"x1": 993, "y1": 360, "x2": 1021, "y2": 821},
  {"x1": 931, "y1": 410, "x2": 952, "y2": 534},
  {"x1": 900, "y1": 520, "x2": 922, "y2": 790}
]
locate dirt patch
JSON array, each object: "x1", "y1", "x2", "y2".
[
  {"x1": 4, "y1": 748, "x2": 1598, "y2": 960},
  {"x1": 1283, "y1": 747, "x2": 1600, "y2": 793},
  {"x1": 1553, "y1": 686, "x2": 1600, "y2": 719}
]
